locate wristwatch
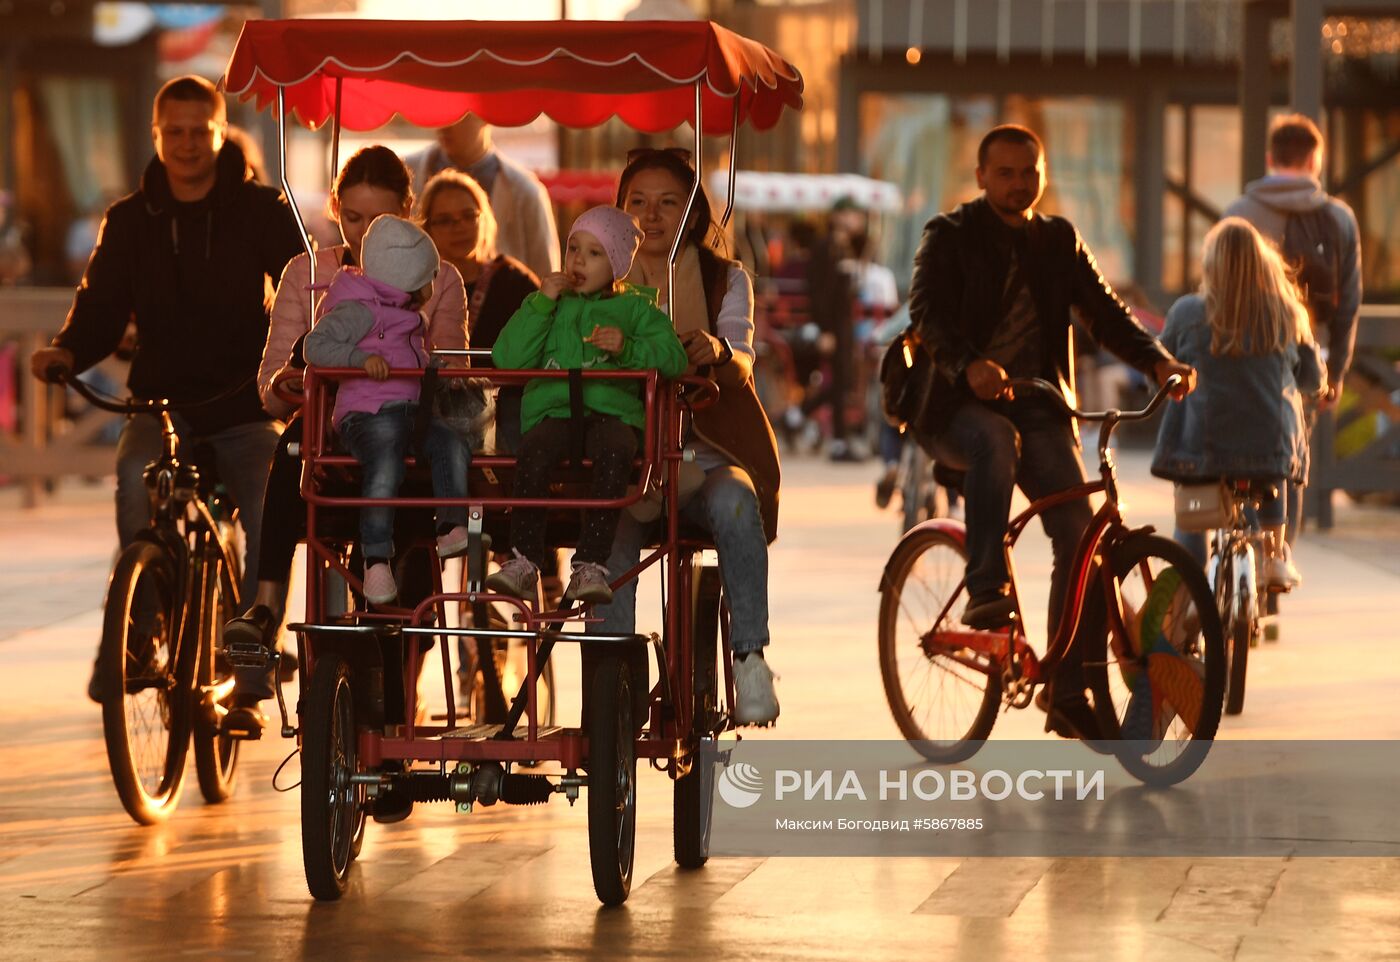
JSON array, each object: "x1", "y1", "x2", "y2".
[{"x1": 715, "y1": 336, "x2": 734, "y2": 367}]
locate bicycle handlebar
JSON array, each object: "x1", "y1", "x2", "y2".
[
  {"x1": 1007, "y1": 375, "x2": 1182, "y2": 423},
  {"x1": 46, "y1": 365, "x2": 255, "y2": 415}
]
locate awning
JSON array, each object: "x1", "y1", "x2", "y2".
[{"x1": 222, "y1": 19, "x2": 804, "y2": 133}]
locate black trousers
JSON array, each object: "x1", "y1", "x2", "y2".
[{"x1": 508, "y1": 414, "x2": 638, "y2": 566}]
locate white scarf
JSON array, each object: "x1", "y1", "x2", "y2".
[{"x1": 624, "y1": 244, "x2": 708, "y2": 336}]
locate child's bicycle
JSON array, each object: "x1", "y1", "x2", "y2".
[
  {"x1": 1207, "y1": 480, "x2": 1284, "y2": 716},
  {"x1": 53, "y1": 369, "x2": 244, "y2": 824},
  {"x1": 877, "y1": 376, "x2": 1226, "y2": 787}
]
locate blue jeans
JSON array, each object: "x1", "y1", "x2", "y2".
[
  {"x1": 339, "y1": 402, "x2": 469, "y2": 559},
  {"x1": 929, "y1": 398, "x2": 1093, "y2": 642},
  {"x1": 592, "y1": 464, "x2": 770, "y2": 655},
  {"x1": 116, "y1": 413, "x2": 281, "y2": 605}
]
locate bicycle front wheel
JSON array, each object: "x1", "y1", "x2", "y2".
[
  {"x1": 1084, "y1": 532, "x2": 1225, "y2": 787},
  {"x1": 194, "y1": 554, "x2": 240, "y2": 803},
  {"x1": 100, "y1": 540, "x2": 190, "y2": 824},
  {"x1": 878, "y1": 526, "x2": 1001, "y2": 762}
]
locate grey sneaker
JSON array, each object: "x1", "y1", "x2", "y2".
[
  {"x1": 733, "y1": 653, "x2": 780, "y2": 726},
  {"x1": 485, "y1": 550, "x2": 540, "y2": 601},
  {"x1": 564, "y1": 561, "x2": 613, "y2": 605}
]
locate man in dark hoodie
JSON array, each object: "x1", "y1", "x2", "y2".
[
  {"x1": 30, "y1": 75, "x2": 305, "y2": 699},
  {"x1": 1225, "y1": 113, "x2": 1362, "y2": 541}
]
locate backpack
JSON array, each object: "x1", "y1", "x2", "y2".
[
  {"x1": 1281, "y1": 207, "x2": 1342, "y2": 330},
  {"x1": 878, "y1": 329, "x2": 936, "y2": 433}
]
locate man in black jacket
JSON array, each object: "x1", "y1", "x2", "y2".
[
  {"x1": 907, "y1": 125, "x2": 1193, "y2": 738},
  {"x1": 31, "y1": 75, "x2": 305, "y2": 700}
]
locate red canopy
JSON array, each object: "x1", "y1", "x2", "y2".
[{"x1": 222, "y1": 19, "x2": 804, "y2": 134}]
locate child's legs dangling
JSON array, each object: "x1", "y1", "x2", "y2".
[
  {"x1": 340, "y1": 406, "x2": 413, "y2": 560},
  {"x1": 575, "y1": 416, "x2": 639, "y2": 565},
  {"x1": 509, "y1": 417, "x2": 572, "y2": 565},
  {"x1": 423, "y1": 419, "x2": 470, "y2": 531}
]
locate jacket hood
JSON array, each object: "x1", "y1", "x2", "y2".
[
  {"x1": 140, "y1": 139, "x2": 252, "y2": 212},
  {"x1": 320, "y1": 267, "x2": 412, "y2": 315},
  {"x1": 1240, "y1": 174, "x2": 1330, "y2": 213}
]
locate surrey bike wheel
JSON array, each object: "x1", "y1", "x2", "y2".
[
  {"x1": 302, "y1": 654, "x2": 364, "y2": 901},
  {"x1": 878, "y1": 526, "x2": 1001, "y2": 763},
  {"x1": 100, "y1": 540, "x2": 190, "y2": 825},
  {"x1": 675, "y1": 563, "x2": 722, "y2": 870},
  {"x1": 588, "y1": 654, "x2": 637, "y2": 906},
  {"x1": 1084, "y1": 532, "x2": 1225, "y2": 787},
  {"x1": 194, "y1": 555, "x2": 240, "y2": 803}
]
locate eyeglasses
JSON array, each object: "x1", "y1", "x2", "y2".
[
  {"x1": 626, "y1": 146, "x2": 694, "y2": 166},
  {"x1": 427, "y1": 209, "x2": 480, "y2": 230}
]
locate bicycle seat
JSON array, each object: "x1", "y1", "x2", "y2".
[{"x1": 1223, "y1": 478, "x2": 1280, "y2": 502}]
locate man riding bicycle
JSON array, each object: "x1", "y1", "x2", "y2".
[
  {"x1": 30, "y1": 75, "x2": 305, "y2": 702},
  {"x1": 906, "y1": 124, "x2": 1194, "y2": 741}
]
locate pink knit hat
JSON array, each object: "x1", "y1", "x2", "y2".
[{"x1": 567, "y1": 206, "x2": 644, "y2": 280}]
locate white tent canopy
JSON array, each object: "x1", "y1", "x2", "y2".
[{"x1": 708, "y1": 170, "x2": 901, "y2": 214}]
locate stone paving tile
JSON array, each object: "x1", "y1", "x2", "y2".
[{"x1": 1, "y1": 456, "x2": 1398, "y2": 961}]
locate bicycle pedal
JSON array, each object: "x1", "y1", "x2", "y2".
[{"x1": 224, "y1": 639, "x2": 276, "y2": 670}]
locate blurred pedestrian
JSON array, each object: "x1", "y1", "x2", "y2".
[{"x1": 407, "y1": 116, "x2": 560, "y2": 280}]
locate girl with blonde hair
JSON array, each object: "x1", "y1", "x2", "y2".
[{"x1": 1152, "y1": 216, "x2": 1325, "y2": 587}]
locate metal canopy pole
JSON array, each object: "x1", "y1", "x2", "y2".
[
  {"x1": 666, "y1": 82, "x2": 704, "y2": 320},
  {"x1": 719, "y1": 95, "x2": 740, "y2": 230},
  {"x1": 277, "y1": 87, "x2": 316, "y2": 327},
  {"x1": 330, "y1": 78, "x2": 343, "y2": 191}
]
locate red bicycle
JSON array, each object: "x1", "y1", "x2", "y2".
[{"x1": 878, "y1": 376, "x2": 1226, "y2": 786}]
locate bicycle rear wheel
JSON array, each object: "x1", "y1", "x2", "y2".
[
  {"x1": 194, "y1": 554, "x2": 240, "y2": 802},
  {"x1": 1084, "y1": 532, "x2": 1224, "y2": 786},
  {"x1": 1219, "y1": 548, "x2": 1253, "y2": 717},
  {"x1": 100, "y1": 540, "x2": 190, "y2": 824},
  {"x1": 878, "y1": 526, "x2": 1001, "y2": 763}
]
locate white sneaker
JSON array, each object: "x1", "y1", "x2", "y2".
[
  {"x1": 733, "y1": 654, "x2": 780, "y2": 726},
  {"x1": 1264, "y1": 551, "x2": 1302, "y2": 590}
]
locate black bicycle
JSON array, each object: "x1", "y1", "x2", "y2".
[{"x1": 55, "y1": 370, "x2": 245, "y2": 824}]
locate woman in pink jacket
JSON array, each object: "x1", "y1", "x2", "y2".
[{"x1": 220, "y1": 146, "x2": 467, "y2": 740}]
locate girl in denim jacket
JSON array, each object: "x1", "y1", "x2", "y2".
[{"x1": 1152, "y1": 217, "x2": 1325, "y2": 588}]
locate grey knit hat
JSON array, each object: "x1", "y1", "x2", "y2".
[{"x1": 361, "y1": 214, "x2": 440, "y2": 295}]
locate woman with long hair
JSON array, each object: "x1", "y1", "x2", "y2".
[
  {"x1": 590, "y1": 147, "x2": 783, "y2": 726},
  {"x1": 1152, "y1": 216, "x2": 1325, "y2": 587},
  {"x1": 221, "y1": 146, "x2": 468, "y2": 739}
]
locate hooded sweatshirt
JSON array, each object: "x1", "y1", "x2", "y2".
[
  {"x1": 302, "y1": 268, "x2": 429, "y2": 427},
  {"x1": 52, "y1": 141, "x2": 305, "y2": 434},
  {"x1": 1224, "y1": 175, "x2": 1362, "y2": 386}
]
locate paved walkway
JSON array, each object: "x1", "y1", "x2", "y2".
[{"x1": 1, "y1": 453, "x2": 1397, "y2": 961}]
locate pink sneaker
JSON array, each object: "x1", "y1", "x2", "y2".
[
  {"x1": 485, "y1": 550, "x2": 540, "y2": 601},
  {"x1": 436, "y1": 525, "x2": 473, "y2": 559},
  {"x1": 363, "y1": 562, "x2": 398, "y2": 606},
  {"x1": 564, "y1": 561, "x2": 613, "y2": 605}
]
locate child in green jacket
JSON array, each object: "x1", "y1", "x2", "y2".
[{"x1": 488, "y1": 206, "x2": 687, "y2": 604}]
